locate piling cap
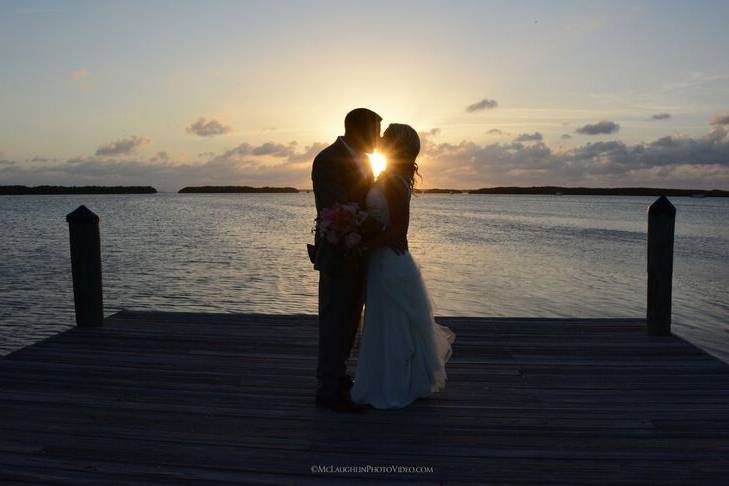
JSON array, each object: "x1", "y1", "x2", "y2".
[
  {"x1": 66, "y1": 205, "x2": 99, "y2": 224},
  {"x1": 648, "y1": 195, "x2": 676, "y2": 217}
]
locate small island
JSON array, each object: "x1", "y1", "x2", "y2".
[
  {"x1": 0, "y1": 185, "x2": 157, "y2": 195},
  {"x1": 415, "y1": 188, "x2": 465, "y2": 194},
  {"x1": 467, "y1": 186, "x2": 729, "y2": 197},
  {"x1": 179, "y1": 186, "x2": 299, "y2": 194}
]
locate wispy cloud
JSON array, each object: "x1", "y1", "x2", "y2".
[
  {"x1": 561, "y1": 134, "x2": 572, "y2": 139},
  {"x1": 466, "y1": 98, "x2": 498, "y2": 113},
  {"x1": 149, "y1": 151, "x2": 169, "y2": 162},
  {"x1": 95, "y1": 135, "x2": 150, "y2": 156},
  {"x1": 513, "y1": 132, "x2": 543, "y2": 142},
  {"x1": 213, "y1": 141, "x2": 298, "y2": 160},
  {"x1": 710, "y1": 112, "x2": 729, "y2": 126},
  {"x1": 575, "y1": 121, "x2": 620, "y2": 135},
  {"x1": 69, "y1": 68, "x2": 88, "y2": 81},
  {"x1": 650, "y1": 113, "x2": 671, "y2": 120},
  {"x1": 186, "y1": 117, "x2": 233, "y2": 137},
  {"x1": 28, "y1": 156, "x2": 58, "y2": 163},
  {"x1": 68, "y1": 67, "x2": 92, "y2": 90},
  {"x1": 418, "y1": 128, "x2": 441, "y2": 140}
]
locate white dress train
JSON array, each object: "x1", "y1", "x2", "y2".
[{"x1": 351, "y1": 177, "x2": 456, "y2": 409}]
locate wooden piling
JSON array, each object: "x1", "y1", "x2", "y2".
[
  {"x1": 66, "y1": 205, "x2": 103, "y2": 327},
  {"x1": 647, "y1": 195, "x2": 676, "y2": 336}
]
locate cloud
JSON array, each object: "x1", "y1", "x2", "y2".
[
  {"x1": 486, "y1": 128, "x2": 505, "y2": 135},
  {"x1": 252, "y1": 142, "x2": 296, "y2": 157},
  {"x1": 650, "y1": 113, "x2": 671, "y2": 120},
  {"x1": 561, "y1": 134, "x2": 572, "y2": 139},
  {"x1": 288, "y1": 142, "x2": 327, "y2": 164},
  {"x1": 466, "y1": 98, "x2": 498, "y2": 112},
  {"x1": 417, "y1": 125, "x2": 729, "y2": 188},
  {"x1": 212, "y1": 141, "x2": 299, "y2": 160},
  {"x1": 68, "y1": 67, "x2": 92, "y2": 90},
  {"x1": 186, "y1": 117, "x2": 233, "y2": 137},
  {"x1": 69, "y1": 67, "x2": 89, "y2": 81},
  {"x1": 513, "y1": 132, "x2": 543, "y2": 142},
  {"x1": 1, "y1": 140, "x2": 328, "y2": 192},
  {"x1": 5, "y1": 130, "x2": 729, "y2": 191},
  {"x1": 95, "y1": 135, "x2": 150, "y2": 156},
  {"x1": 418, "y1": 128, "x2": 441, "y2": 140},
  {"x1": 149, "y1": 151, "x2": 169, "y2": 162},
  {"x1": 710, "y1": 112, "x2": 729, "y2": 126},
  {"x1": 575, "y1": 121, "x2": 620, "y2": 135}
]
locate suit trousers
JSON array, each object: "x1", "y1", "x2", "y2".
[{"x1": 316, "y1": 265, "x2": 365, "y2": 400}]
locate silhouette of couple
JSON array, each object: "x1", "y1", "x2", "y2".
[{"x1": 309, "y1": 108, "x2": 455, "y2": 412}]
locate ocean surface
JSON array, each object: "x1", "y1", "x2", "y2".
[{"x1": 1, "y1": 193, "x2": 728, "y2": 363}]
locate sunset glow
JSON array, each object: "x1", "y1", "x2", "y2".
[
  {"x1": 368, "y1": 151, "x2": 387, "y2": 178},
  {"x1": 1, "y1": 2, "x2": 728, "y2": 191}
]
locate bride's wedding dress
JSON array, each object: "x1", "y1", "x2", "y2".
[{"x1": 351, "y1": 176, "x2": 456, "y2": 409}]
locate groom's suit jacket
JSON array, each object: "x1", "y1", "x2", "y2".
[{"x1": 310, "y1": 137, "x2": 374, "y2": 275}]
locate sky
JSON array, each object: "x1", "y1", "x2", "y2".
[{"x1": 1, "y1": 0, "x2": 729, "y2": 191}]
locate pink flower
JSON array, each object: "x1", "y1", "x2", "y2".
[
  {"x1": 327, "y1": 232, "x2": 340, "y2": 245},
  {"x1": 314, "y1": 203, "x2": 367, "y2": 251}
]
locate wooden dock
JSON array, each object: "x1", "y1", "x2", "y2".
[{"x1": 2, "y1": 311, "x2": 729, "y2": 484}]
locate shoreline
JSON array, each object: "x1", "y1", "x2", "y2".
[
  {"x1": 3, "y1": 185, "x2": 728, "y2": 197},
  {"x1": 0, "y1": 185, "x2": 157, "y2": 195}
]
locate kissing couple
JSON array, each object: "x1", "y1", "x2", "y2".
[{"x1": 308, "y1": 108, "x2": 455, "y2": 413}]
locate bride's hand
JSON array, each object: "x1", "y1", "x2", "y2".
[{"x1": 386, "y1": 237, "x2": 407, "y2": 255}]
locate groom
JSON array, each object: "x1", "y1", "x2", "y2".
[{"x1": 309, "y1": 108, "x2": 382, "y2": 413}]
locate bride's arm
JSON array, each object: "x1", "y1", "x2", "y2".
[{"x1": 384, "y1": 176, "x2": 410, "y2": 252}]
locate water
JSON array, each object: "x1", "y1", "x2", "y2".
[{"x1": 1, "y1": 193, "x2": 728, "y2": 363}]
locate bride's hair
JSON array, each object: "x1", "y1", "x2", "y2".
[{"x1": 381, "y1": 123, "x2": 421, "y2": 191}]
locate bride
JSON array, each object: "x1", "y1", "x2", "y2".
[{"x1": 351, "y1": 123, "x2": 456, "y2": 410}]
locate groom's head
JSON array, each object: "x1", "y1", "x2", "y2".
[{"x1": 344, "y1": 108, "x2": 382, "y2": 154}]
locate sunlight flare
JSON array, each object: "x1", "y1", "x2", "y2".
[{"x1": 368, "y1": 150, "x2": 387, "y2": 178}]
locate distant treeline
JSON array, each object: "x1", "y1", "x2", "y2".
[
  {"x1": 0, "y1": 185, "x2": 157, "y2": 195},
  {"x1": 179, "y1": 186, "x2": 299, "y2": 193},
  {"x1": 466, "y1": 186, "x2": 729, "y2": 197},
  {"x1": 415, "y1": 188, "x2": 465, "y2": 194}
]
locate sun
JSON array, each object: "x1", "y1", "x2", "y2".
[{"x1": 368, "y1": 150, "x2": 387, "y2": 178}]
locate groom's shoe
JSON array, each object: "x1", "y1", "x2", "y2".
[{"x1": 315, "y1": 394, "x2": 367, "y2": 413}]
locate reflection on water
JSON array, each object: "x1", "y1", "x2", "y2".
[{"x1": 1, "y1": 193, "x2": 728, "y2": 362}]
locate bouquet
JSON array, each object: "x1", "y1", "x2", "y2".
[{"x1": 314, "y1": 203, "x2": 369, "y2": 252}]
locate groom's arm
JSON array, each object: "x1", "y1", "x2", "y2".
[
  {"x1": 359, "y1": 214, "x2": 386, "y2": 241},
  {"x1": 312, "y1": 157, "x2": 347, "y2": 209},
  {"x1": 310, "y1": 156, "x2": 349, "y2": 272}
]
